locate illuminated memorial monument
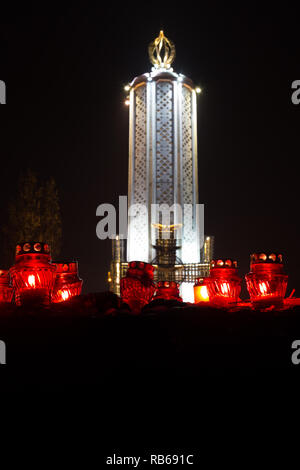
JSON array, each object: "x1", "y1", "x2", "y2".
[{"x1": 109, "y1": 31, "x2": 214, "y2": 301}]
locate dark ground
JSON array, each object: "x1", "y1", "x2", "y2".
[
  {"x1": 2, "y1": 294, "x2": 300, "y2": 461},
  {"x1": 1, "y1": 293, "x2": 300, "y2": 392}
]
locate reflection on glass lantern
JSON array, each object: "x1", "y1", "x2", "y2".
[
  {"x1": 52, "y1": 261, "x2": 83, "y2": 303},
  {"x1": 207, "y1": 259, "x2": 241, "y2": 306},
  {"x1": 245, "y1": 252, "x2": 288, "y2": 309},
  {"x1": 154, "y1": 281, "x2": 182, "y2": 302},
  {"x1": 194, "y1": 277, "x2": 210, "y2": 303},
  {"x1": 120, "y1": 261, "x2": 156, "y2": 313},
  {"x1": 0, "y1": 270, "x2": 13, "y2": 303},
  {"x1": 9, "y1": 242, "x2": 56, "y2": 306}
]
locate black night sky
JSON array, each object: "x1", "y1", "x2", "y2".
[{"x1": 1, "y1": 4, "x2": 299, "y2": 295}]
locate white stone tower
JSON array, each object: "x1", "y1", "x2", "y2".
[{"x1": 127, "y1": 31, "x2": 201, "y2": 264}]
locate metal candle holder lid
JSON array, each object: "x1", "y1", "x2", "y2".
[
  {"x1": 157, "y1": 281, "x2": 180, "y2": 290},
  {"x1": 210, "y1": 259, "x2": 238, "y2": 269},
  {"x1": 127, "y1": 261, "x2": 155, "y2": 280},
  {"x1": 54, "y1": 261, "x2": 79, "y2": 274},
  {"x1": 15, "y1": 242, "x2": 51, "y2": 257},
  {"x1": 249, "y1": 252, "x2": 285, "y2": 274},
  {"x1": 250, "y1": 253, "x2": 283, "y2": 265}
]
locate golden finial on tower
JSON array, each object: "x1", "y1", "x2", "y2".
[{"x1": 148, "y1": 30, "x2": 176, "y2": 69}]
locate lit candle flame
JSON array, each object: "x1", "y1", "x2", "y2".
[
  {"x1": 199, "y1": 285, "x2": 209, "y2": 301},
  {"x1": 28, "y1": 274, "x2": 36, "y2": 288},
  {"x1": 61, "y1": 290, "x2": 70, "y2": 301},
  {"x1": 194, "y1": 285, "x2": 210, "y2": 303},
  {"x1": 259, "y1": 282, "x2": 268, "y2": 295}
]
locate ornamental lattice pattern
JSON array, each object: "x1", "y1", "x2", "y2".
[
  {"x1": 181, "y1": 85, "x2": 195, "y2": 251},
  {"x1": 181, "y1": 85, "x2": 193, "y2": 206},
  {"x1": 131, "y1": 84, "x2": 148, "y2": 258},
  {"x1": 156, "y1": 81, "x2": 174, "y2": 206},
  {"x1": 134, "y1": 85, "x2": 147, "y2": 206}
]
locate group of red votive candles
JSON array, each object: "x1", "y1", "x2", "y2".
[
  {"x1": 0, "y1": 244, "x2": 294, "y2": 312},
  {"x1": 0, "y1": 242, "x2": 82, "y2": 306},
  {"x1": 121, "y1": 253, "x2": 292, "y2": 313}
]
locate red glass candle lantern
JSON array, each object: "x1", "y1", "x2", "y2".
[
  {"x1": 9, "y1": 242, "x2": 56, "y2": 306},
  {"x1": 154, "y1": 281, "x2": 182, "y2": 302},
  {"x1": 194, "y1": 277, "x2": 210, "y2": 304},
  {"x1": 245, "y1": 253, "x2": 288, "y2": 309},
  {"x1": 120, "y1": 261, "x2": 156, "y2": 313},
  {"x1": 207, "y1": 259, "x2": 241, "y2": 307},
  {"x1": 52, "y1": 261, "x2": 83, "y2": 303},
  {"x1": 0, "y1": 270, "x2": 13, "y2": 303}
]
